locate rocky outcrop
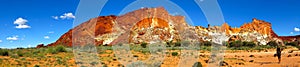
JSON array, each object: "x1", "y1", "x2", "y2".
[
  {"x1": 47, "y1": 7, "x2": 190, "y2": 47},
  {"x1": 36, "y1": 44, "x2": 45, "y2": 48},
  {"x1": 48, "y1": 15, "x2": 117, "y2": 47},
  {"x1": 44, "y1": 7, "x2": 300, "y2": 47},
  {"x1": 194, "y1": 18, "x2": 282, "y2": 45},
  {"x1": 278, "y1": 35, "x2": 300, "y2": 42}
]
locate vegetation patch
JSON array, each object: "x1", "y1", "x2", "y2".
[{"x1": 0, "y1": 49, "x2": 9, "y2": 56}]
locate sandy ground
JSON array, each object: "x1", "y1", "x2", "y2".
[{"x1": 1, "y1": 48, "x2": 300, "y2": 67}]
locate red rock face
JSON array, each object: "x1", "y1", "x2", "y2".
[
  {"x1": 48, "y1": 15, "x2": 117, "y2": 47},
  {"x1": 129, "y1": 18, "x2": 172, "y2": 43},
  {"x1": 278, "y1": 35, "x2": 300, "y2": 42},
  {"x1": 240, "y1": 18, "x2": 275, "y2": 37},
  {"x1": 46, "y1": 7, "x2": 189, "y2": 47},
  {"x1": 44, "y1": 7, "x2": 300, "y2": 47},
  {"x1": 220, "y1": 18, "x2": 277, "y2": 37},
  {"x1": 36, "y1": 44, "x2": 45, "y2": 48}
]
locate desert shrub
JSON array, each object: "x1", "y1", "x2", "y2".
[
  {"x1": 200, "y1": 46, "x2": 211, "y2": 51},
  {"x1": 166, "y1": 40, "x2": 173, "y2": 47},
  {"x1": 203, "y1": 41, "x2": 212, "y2": 46},
  {"x1": 56, "y1": 58, "x2": 63, "y2": 64},
  {"x1": 90, "y1": 62, "x2": 99, "y2": 66},
  {"x1": 171, "y1": 52, "x2": 179, "y2": 56},
  {"x1": 228, "y1": 40, "x2": 243, "y2": 48},
  {"x1": 193, "y1": 62, "x2": 203, "y2": 67},
  {"x1": 56, "y1": 45, "x2": 67, "y2": 52},
  {"x1": 47, "y1": 47, "x2": 58, "y2": 54},
  {"x1": 267, "y1": 41, "x2": 279, "y2": 47},
  {"x1": 16, "y1": 47, "x2": 24, "y2": 49},
  {"x1": 34, "y1": 64, "x2": 40, "y2": 67},
  {"x1": 286, "y1": 42, "x2": 298, "y2": 46},
  {"x1": 140, "y1": 42, "x2": 148, "y2": 48},
  {"x1": 16, "y1": 51, "x2": 24, "y2": 57},
  {"x1": 243, "y1": 41, "x2": 256, "y2": 47},
  {"x1": 98, "y1": 46, "x2": 112, "y2": 50},
  {"x1": 21, "y1": 58, "x2": 26, "y2": 61},
  {"x1": 0, "y1": 49, "x2": 9, "y2": 56},
  {"x1": 174, "y1": 41, "x2": 181, "y2": 47},
  {"x1": 10, "y1": 54, "x2": 19, "y2": 59},
  {"x1": 102, "y1": 64, "x2": 108, "y2": 67},
  {"x1": 296, "y1": 46, "x2": 300, "y2": 50}
]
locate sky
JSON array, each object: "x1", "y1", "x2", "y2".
[{"x1": 0, "y1": 0, "x2": 299, "y2": 48}]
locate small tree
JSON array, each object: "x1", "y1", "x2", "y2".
[
  {"x1": 267, "y1": 41, "x2": 278, "y2": 47},
  {"x1": 141, "y1": 42, "x2": 148, "y2": 48}
]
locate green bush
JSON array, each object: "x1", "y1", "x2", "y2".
[
  {"x1": 34, "y1": 64, "x2": 40, "y2": 67},
  {"x1": 296, "y1": 46, "x2": 300, "y2": 50},
  {"x1": 166, "y1": 40, "x2": 173, "y2": 47},
  {"x1": 171, "y1": 52, "x2": 179, "y2": 56},
  {"x1": 47, "y1": 45, "x2": 67, "y2": 54},
  {"x1": 228, "y1": 40, "x2": 243, "y2": 47},
  {"x1": 10, "y1": 54, "x2": 19, "y2": 59},
  {"x1": 200, "y1": 46, "x2": 211, "y2": 51},
  {"x1": 203, "y1": 41, "x2": 212, "y2": 46},
  {"x1": 193, "y1": 62, "x2": 203, "y2": 67},
  {"x1": 16, "y1": 51, "x2": 24, "y2": 57},
  {"x1": 0, "y1": 49, "x2": 9, "y2": 56},
  {"x1": 55, "y1": 45, "x2": 67, "y2": 52},
  {"x1": 47, "y1": 47, "x2": 57, "y2": 54},
  {"x1": 174, "y1": 41, "x2": 181, "y2": 47},
  {"x1": 267, "y1": 41, "x2": 278, "y2": 47},
  {"x1": 286, "y1": 42, "x2": 298, "y2": 46},
  {"x1": 243, "y1": 41, "x2": 256, "y2": 47},
  {"x1": 141, "y1": 42, "x2": 148, "y2": 48}
]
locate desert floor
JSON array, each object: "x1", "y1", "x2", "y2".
[{"x1": 0, "y1": 46, "x2": 300, "y2": 67}]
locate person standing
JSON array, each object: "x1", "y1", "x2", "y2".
[{"x1": 276, "y1": 46, "x2": 282, "y2": 63}]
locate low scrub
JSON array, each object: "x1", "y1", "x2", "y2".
[
  {"x1": 140, "y1": 42, "x2": 148, "y2": 48},
  {"x1": 267, "y1": 41, "x2": 279, "y2": 47},
  {"x1": 228, "y1": 41, "x2": 256, "y2": 47},
  {"x1": 55, "y1": 45, "x2": 67, "y2": 52},
  {"x1": 228, "y1": 40, "x2": 243, "y2": 48},
  {"x1": 46, "y1": 45, "x2": 67, "y2": 54},
  {"x1": 171, "y1": 52, "x2": 179, "y2": 56},
  {"x1": 0, "y1": 49, "x2": 9, "y2": 56}
]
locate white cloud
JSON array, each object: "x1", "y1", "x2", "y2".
[
  {"x1": 290, "y1": 32, "x2": 294, "y2": 34},
  {"x1": 59, "y1": 13, "x2": 75, "y2": 19},
  {"x1": 6, "y1": 35, "x2": 19, "y2": 41},
  {"x1": 13, "y1": 18, "x2": 31, "y2": 29},
  {"x1": 295, "y1": 27, "x2": 300, "y2": 32},
  {"x1": 16, "y1": 24, "x2": 31, "y2": 29},
  {"x1": 44, "y1": 36, "x2": 50, "y2": 39},
  {"x1": 14, "y1": 18, "x2": 28, "y2": 25},
  {"x1": 52, "y1": 13, "x2": 75, "y2": 20},
  {"x1": 52, "y1": 16, "x2": 59, "y2": 20},
  {"x1": 0, "y1": 40, "x2": 2, "y2": 43},
  {"x1": 48, "y1": 31, "x2": 54, "y2": 34},
  {"x1": 60, "y1": 13, "x2": 75, "y2": 19}
]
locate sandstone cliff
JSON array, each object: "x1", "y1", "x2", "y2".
[{"x1": 45, "y1": 7, "x2": 300, "y2": 47}]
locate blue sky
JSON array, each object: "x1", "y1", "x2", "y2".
[{"x1": 0, "y1": 0, "x2": 299, "y2": 48}]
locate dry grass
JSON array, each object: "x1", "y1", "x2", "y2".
[{"x1": 0, "y1": 45, "x2": 300, "y2": 67}]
